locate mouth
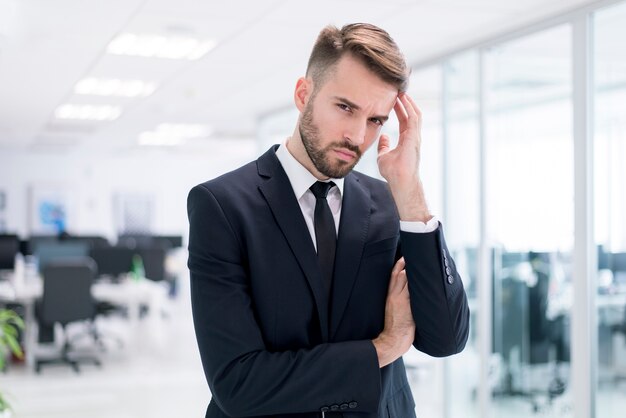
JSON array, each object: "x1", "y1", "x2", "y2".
[{"x1": 333, "y1": 148, "x2": 357, "y2": 162}]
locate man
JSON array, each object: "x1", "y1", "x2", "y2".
[{"x1": 188, "y1": 23, "x2": 469, "y2": 418}]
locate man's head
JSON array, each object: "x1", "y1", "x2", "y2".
[
  {"x1": 306, "y1": 23, "x2": 409, "y2": 96},
  {"x1": 290, "y1": 23, "x2": 409, "y2": 179}
]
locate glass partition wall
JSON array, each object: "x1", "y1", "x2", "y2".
[
  {"x1": 594, "y1": 2, "x2": 626, "y2": 417},
  {"x1": 485, "y1": 25, "x2": 574, "y2": 417},
  {"x1": 444, "y1": 51, "x2": 481, "y2": 418}
]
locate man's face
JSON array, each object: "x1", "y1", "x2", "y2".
[{"x1": 298, "y1": 55, "x2": 398, "y2": 178}]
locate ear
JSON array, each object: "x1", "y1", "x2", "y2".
[{"x1": 294, "y1": 77, "x2": 312, "y2": 112}]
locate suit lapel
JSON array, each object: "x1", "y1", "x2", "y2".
[
  {"x1": 330, "y1": 172, "x2": 371, "y2": 339},
  {"x1": 256, "y1": 147, "x2": 330, "y2": 342}
]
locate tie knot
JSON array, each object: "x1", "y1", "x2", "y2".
[{"x1": 310, "y1": 181, "x2": 335, "y2": 199}]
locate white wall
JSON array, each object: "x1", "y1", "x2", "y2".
[{"x1": 0, "y1": 140, "x2": 258, "y2": 243}]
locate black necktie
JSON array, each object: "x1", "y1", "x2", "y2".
[{"x1": 310, "y1": 181, "x2": 336, "y2": 299}]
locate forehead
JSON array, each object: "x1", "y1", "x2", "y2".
[{"x1": 316, "y1": 55, "x2": 398, "y2": 113}]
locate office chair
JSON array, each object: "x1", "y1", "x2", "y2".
[
  {"x1": 493, "y1": 252, "x2": 567, "y2": 413},
  {"x1": 610, "y1": 287, "x2": 626, "y2": 382},
  {"x1": 34, "y1": 258, "x2": 101, "y2": 373},
  {"x1": 90, "y1": 302, "x2": 125, "y2": 351},
  {"x1": 610, "y1": 253, "x2": 626, "y2": 382},
  {"x1": 0, "y1": 234, "x2": 20, "y2": 272},
  {"x1": 138, "y1": 246, "x2": 167, "y2": 282},
  {"x1": 527, "y1": 253, "x2": 567, "y2": 405}
]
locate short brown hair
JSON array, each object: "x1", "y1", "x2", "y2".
[{"x1": 306, "y1": 23, "x2": 409, "y2": 93}]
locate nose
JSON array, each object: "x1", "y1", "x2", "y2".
[{"x1": 344, "y1": 119, "x2": 367, "y2": 146}]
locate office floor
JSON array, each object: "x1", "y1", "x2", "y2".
[
  {"x1": 1, "y1": 278, "x2": 209, "y2": 418},
  {"x1": 2, "y1": 278, "x2": 626, "y2": 418}
]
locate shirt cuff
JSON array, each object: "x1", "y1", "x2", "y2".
[{"x1": 400, "y1": 216, "x2": 439, "y2": 233}]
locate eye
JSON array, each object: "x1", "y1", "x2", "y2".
[
  {"x1": 369, "y1": 118, "x2": 383, "y2": 126},
  {"x1": 337, "y1": 103, "x2": 352, "y2": 112}
]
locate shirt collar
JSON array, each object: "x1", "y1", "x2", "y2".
[{"x1": 275, "y1": 139, "x2": 345, "y2": 200}]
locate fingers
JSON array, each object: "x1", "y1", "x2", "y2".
[
  {"x1": 397, "y1": 269, "x2": 409, "y2": 295},
  {"x1": 393, "y1": 93, "x2": 418, "y2": 125},
  {"x1": 393, "y1": 93, "x2": 422, "y2": 148},
  {"x1": 401, "y1": 93, "x2": 421, "y2": 120},
  {"x1": 393, "y1": 97, "x2": 409, "y2": 126},
  {"x1": 392, "y1": 257, "x2": 406, "y2": 275},
  {"x1": 388, "y1": 257, "x2": 407, "y2": 295}
]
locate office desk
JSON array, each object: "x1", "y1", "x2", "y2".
[
  {"x1": 0, "y1": 274, "x2": 170, "y2": 368},
  {"x1": 546, "y1": 287, "x2": 626, "y2": 320}
]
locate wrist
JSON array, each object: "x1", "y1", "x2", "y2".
[
  {"x1": 372, "y1": 333, "x2": 398, "y2": 368},
  {"x1": 389, "y1": 181, "x2": 432, "y2": 222}
]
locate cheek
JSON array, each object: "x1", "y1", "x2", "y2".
[{"x1": 319, "y1": 112, "x2": 348, "y2": 140}]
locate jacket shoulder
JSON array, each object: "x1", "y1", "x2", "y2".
[
  {"x1": 190, "y1": 145, "x2": 278, "y2": 198},
  {"x1": 193, "y1": 160, "x2": 258, "y2": 196}
]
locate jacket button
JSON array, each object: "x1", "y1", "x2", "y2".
[
  {"x1": 445, "y1": 267, "x2": 451, "y2": 275},
  {"x1": 447, "y1": 275, "x2": 454, "y2": 284},
  {"x1": 320, "y1": 406, "x2": 329, "y2": 412},
  {"x1": 330, "y1": 404, "x2": 339, "y2": 411},
  {"x1": 340, "y1": 403, "x2": 349, "y2": 410},
  {"x1": 349, "y1": 401, "x2": 358, "y2": 409}
]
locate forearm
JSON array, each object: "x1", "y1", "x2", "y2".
[
  {"x1": 400, "y1": 228, "x2": 470, "y2": 356},
  {"x1": 201, "y1": 338, "x2": 381, "y2": 416},
  {"x1": 388, "y1": 176, "x2": 433, "y2": 223},
  {"x1": 191, "y1": 272, "x2": 381, "y2": 416}
]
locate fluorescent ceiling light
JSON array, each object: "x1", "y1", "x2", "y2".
[
  {"x1": 54, "y1": 104, "x2": 122, "y2": 121},
  {"x1": 74, "y1": 77, "x2": 157, "y2": 97},
  {"x1": 138, "y1": 123, "x2": 212, "y2": 146},
  {"x1": 156, "y1": 123, "x2": 211, "y2": 137},
  {"x1": 107, "y1": 33, "x2": 217, "y2": 60},
  {"x1": 138, "y1": 131, "x2": 185, "y2": 146}
]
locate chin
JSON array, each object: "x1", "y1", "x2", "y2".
[{"x1": 325, "y1": 161, "x2": 355, "y2": 179}]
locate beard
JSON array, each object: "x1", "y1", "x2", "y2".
[{"x1": 299, "y1": 101, "x2": 362, "y2": 179}]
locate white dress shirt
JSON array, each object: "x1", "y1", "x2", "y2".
[{"x1": 275, "y1": 142, "x2": 438, "y2": 251}]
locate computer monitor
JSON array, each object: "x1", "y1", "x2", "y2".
[
  {"x1": 0, "y1": 234, "x2": 20, "y2": 270},
  {"x1": 155, "y1": 235, "x2": 183, "y2": 249},
  {"x1": 89, "y1": 246, "x2": 135, "y2": 278},
  {"x1": 34, "y1": 241, "x2": 90, "y2": 273},
  {"x1": 598, "y1": 245, "x2": 610, "y2": 270},
  {"x1": 26, "y1": 235, "x2": 59, "y2": 256},
  {"x1": 139, "y1": 247, "x2": 167, "y2": 281},
  {"x1": 612, "y1": 252, "x2": 626, "y2": 272},
  {"x1": 117, "y1": 234, "x2": 183, "y2": 250},
  {"x1": 65, "y1": 235, "x2": 110, "y2": 249},
  {"x1": 500, "y1": 251, "x2": 527, "y2": 269},
  {"x1": 117, "y1": 234, "x2": 156, "y2": 249}
]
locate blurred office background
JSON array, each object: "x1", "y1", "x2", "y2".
[{"x1": 0, "y1": 0, "x2": 625, "y2": 417}]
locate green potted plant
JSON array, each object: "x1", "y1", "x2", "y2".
[{"x1": 0, "y1": 308, "x2": 24, "y2": 418}]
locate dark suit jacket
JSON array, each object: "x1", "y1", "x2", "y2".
[{"x1": 187, "y1": 145, "x2": 469, "y2": 418}]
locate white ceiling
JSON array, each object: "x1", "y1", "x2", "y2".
[{"x1": 0, "y1": 0, "x2": 600, "y2": 155}]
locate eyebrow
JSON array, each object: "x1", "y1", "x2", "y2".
[{"x1": 333, "y1": 96, "x2": 390, "y2": 123}]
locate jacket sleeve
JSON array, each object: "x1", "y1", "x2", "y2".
[
  {"x1": 187, "y1": 184, "x2": 381, "y2": 417},
  {"x1": 400, "y1": 224, "x2": 470, "y2": 357}
]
